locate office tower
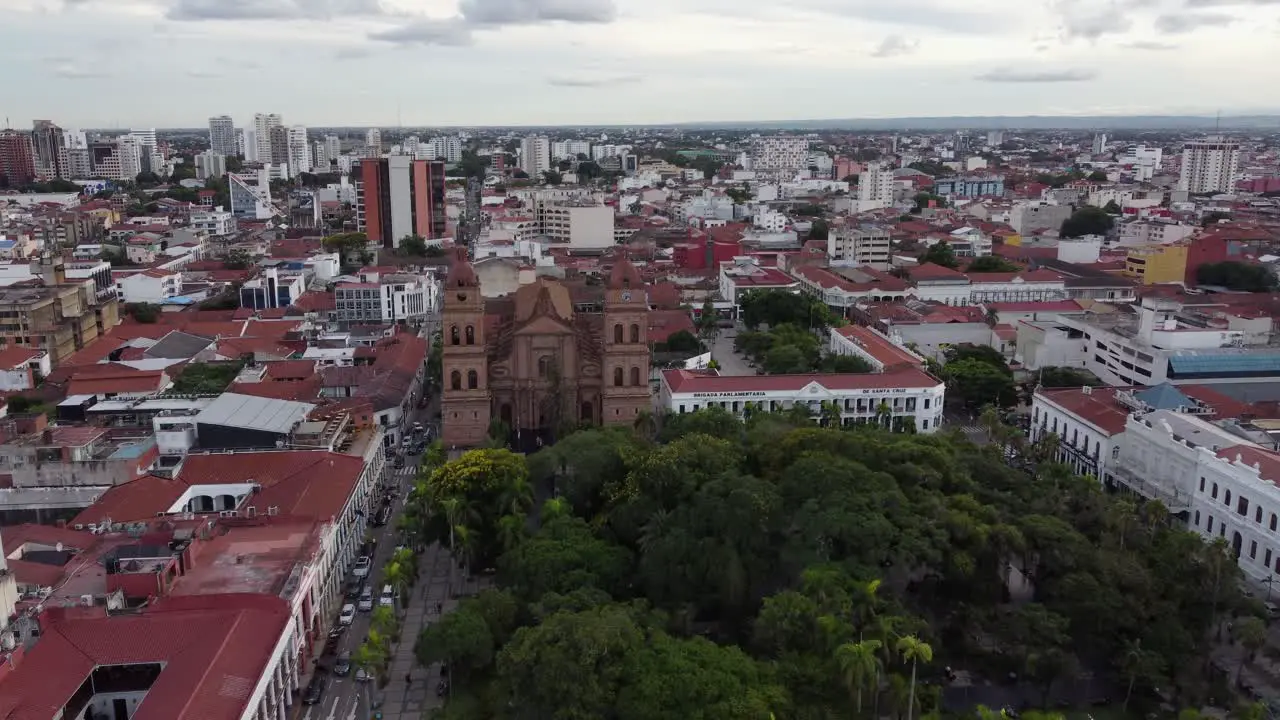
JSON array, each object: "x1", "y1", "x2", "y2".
[
  {"x1": 129, "y1": 128, "x2": 157, "y2": 151},
  {"x1": 986, "y1": 130, "x2": 1004, "y2": 147},
  {"x1": 62, "y1": 128, "x2": 87, "y2": 150},
  {"x1": 519, "y1": 135, "x2": 551, "y2": 177},
  {"x1": 366, "y1": 128, "x2": 383, "y2": 156},
  {"x1": 268, "y1": 125, "x2": 290, "y2": 167},
  {"x1": 0, "y1": 130, "x2": 37, "y2": 187},
  {"x1": 354, "y1": 157, "x2": 446, "y2": 247},
  {"x1": 1179, "y1": 136, "x2": 1241, "y2": 194},
  {"x1": 1091, "y1": 133, "x2": 1107, "y2": 155},
  {"x1": 32, "y1": 120, "x2": 67, "y2": 180},
  {"x1": 287, "y1": 125, "x2": 311, "y2": 175},
  {"x1": 253, "y1": 113, "x2": 283, "y2": 164},
  {"x1": 116, "y1": 136, "x2": 145, "y2": 179},
  {"x1": 313, "y1": 140, "x2": 329, "y2": 168},
  {"x1": 195, "y1": 150, "x2": 227, "y2": 180},
  {"x1": 325, "y1": 135, "x2": 341, "y2": 163},
  {"x1": 209, "y1": 115, "x2": 237, "y2": 156},
  {"x1": 243, "y1": 129, "x2": 258, "y2": 162}
]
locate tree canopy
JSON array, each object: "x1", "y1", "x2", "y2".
[
  {"x1": 1196, "y1": 261, "x2": 1278, "y2": 292},
  {"x1": 409, "y1": 401, "x2": 1258, "y2": 720},
  {"x1": 739, "y1": 289, "x2": 838, "y2": 331},
  {"x1": 918, "y1": 241, "x2": 959, "y2": 269},
  {"x1": 966, "y1": 256, "x2": 1020, "y2": 273},
  {"x1": 1060, "y1": 206, "x2": 1114, "y2": 238}
]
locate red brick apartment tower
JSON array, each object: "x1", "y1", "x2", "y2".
[
  {"x1": 601, "y1": 258, "x2": 652, "y2": 426},
  {"x1": 441, "y1": 259, "x2": 491, "y2": 447},
  {"x1": 0, "y1": 130, "x2": 37, "y2": 187}
]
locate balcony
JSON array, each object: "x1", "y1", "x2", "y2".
[{"x1": 1109, "y1": 458, "x2": 1193, "y2": 512}]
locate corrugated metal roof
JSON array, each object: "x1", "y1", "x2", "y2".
[{"x1": 195, "y1": 393, "x2": 316, "y2": 434}]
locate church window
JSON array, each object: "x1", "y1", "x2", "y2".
[
  {"x1": 613, "y1": 323, "x2": 623, "y2": 343},
  {"x1": 613, "y1": 368, "x2": 623, "y2": 387},
  {"x1": 467, "y1": 370, "x2": 478, "y2": 389},
  {"x1": 630, "y1": 367, "x2": 641, "y2": 386},
  {"x1": 450, "y1": 326, "x2": 460, "y2": 346},
  {"x1": 538, "y1": 356, "x2": 549, "y2": 378},
  {"x1": 450, "y1": 370, "x2": 462, "y2": 390},
  {"x1": 630, "y1": 324, "x2": 640, "y2": 343},
  {"x1": 465, "y1": 325, "x2": 475, "y2": 345}
]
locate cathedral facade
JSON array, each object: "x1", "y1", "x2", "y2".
[{"x1": 440, "y1": 258, "x2": 652, "y2": 448}]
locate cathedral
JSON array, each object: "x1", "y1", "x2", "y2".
[{"x1": 439, "y1": 257, "x2": 652, "y2": 448}]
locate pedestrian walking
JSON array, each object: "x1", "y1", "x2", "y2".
[{"x1": 405, "y1": 671, "x2": 412, "y2": 685}]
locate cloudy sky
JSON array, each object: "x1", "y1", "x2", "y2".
[{"x1": 3, "y1": 0, "x2": 1280, "y2": 129}]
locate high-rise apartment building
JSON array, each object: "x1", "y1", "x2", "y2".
[
  {"x1": 268, "y1": 125, "x2": 290, "y2": 168},
  {"x1": 208, "y1": 115, "x2": 237, "y2": 156},
  {"x1": 129, "y1": 128, "x2": 158, "y2": 151},
  {"x1": 1179, "y1": 136, "x2": 1240, "y2": 195},
  {"x1": 552, "y1": 139, "x2": 592, "y2": 159},
  {"x1": 31, "y1": 120, "x2": 66, "y2": 180},
  {"x1": 325, "y1": 135, "x2": 341, "y2": 163},
  {"x1": 1091, "y1": 133, "x2": 1108, "y2": 155},
  {"x1": 253, "y1": 113, "x2": 283, "y2": 164},
  {"x1": 195, "y1": 150, "x2": 226, "y2": 180},
  {"x1": 519, "y1": 135, "x2": 551, "y2": 178},
  {"x1": 287, "y1": 125, "x2": 311, "y2": 175},
  {"x1": 425, "y1": 136, "x2": 463, "y2": 163},
  {"x1": 63, "y1": 128, "x2": 87, "y2": 150},
  {"x1": 748, "y1": 136, "x2": 810, "y2": 171},
  {"x1": 355, "y1": 157, "x2": 446, "y2": 248},
  {"x1": 366, "y1": 128, "x2": 383, "y2": 156},
  {"x1": 855, "y1": 161, "x2": 896, "y2": 211},
  {"x1": 986, "y1": 130, "x2": 1004, "y2": 147},
  {"x1": 0, "y1": 130, "x2": 37, "y2": 187}
]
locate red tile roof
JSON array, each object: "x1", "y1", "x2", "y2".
[
  {"x1": 0, "y1": 593, "x2": 290, "y2": 720},
  {"x1": 0, "y1": 347, "x2": 42, "y2": 369},
  {"x1": 648, "y1": 310, "x2": 697, "y2": 344},
  {"x1": 1217, "y1": 445, "x2": 1280, "y2": 486},
  {"x1": 662, "y1": 367, "x2": 941, "y2": 394},
  {"x1": 263, "y1": 359, "x2": 318, "y2": 380},
  {"x1": 794, "y1": 265, "x2": 909, "y2": 294},
  {"x1": 833, "y1": 325, "x2": 925, "y2": 370},
  {"x1": 67, "y1": 367, "x2": 169, "y2": 397},
  {"x1": 1035, "y1": 386, "x2": 1131, "y2": 436},
  {"x1": 74, "y1": 450, "x2": 364, "y2": 526},
  {"x1": 908, "y1": 262, "x2": 968, "y2": 281}
]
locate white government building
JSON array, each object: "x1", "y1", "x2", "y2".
[{"x1": 659, "y1": 368, "x2": 947, "y2": 432}]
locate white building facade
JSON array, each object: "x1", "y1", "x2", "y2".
[
  {"x1": 661, "y1": 368, "x2": 947, "y2": 432},
  {"x1": 1179, "y1": 137, "x2": 1241, "y2": 194}
]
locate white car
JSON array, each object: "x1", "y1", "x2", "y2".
[
  {"x1": 379, "y1": 585, "x2": 395, "y2": 608},
  {"x1": 338, "y1": 604, "x2": 356, "y2": 626},
  {"x1": 358, "y1": 587, "x2": 374, "y2": 612},
  {"x1": 352, "y1": 556, "x2": 371, "y2": 578}
]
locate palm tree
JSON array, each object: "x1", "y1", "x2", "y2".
[
  {"x1": 1121, "y1": 638, "x2": 1152, "y2": 712},
  {"x1": 371, "y1": 605, "x2": 398, "y2": 639},
  {"x1": 835, "y1": 639, "x2": 883, "y2": 715},
  {"x1": 875, "y1": 401, "x2": 893, "y2": 429},
  {"x1": 498, "y1": 475, "x2": 533, "y2": 517},
  {"x1": 1234, "y1": 616, "x2": 1267, "y2": 685},
  {"x1": 541, "y1": 497, "x2": 570, "y2": 523},
  {"x1": 384, "y1": 561, "x2": 410, "y2": 605},
  {"x1": 496, "y1": 513, "x2": 526, "y2": 553},
  {"x1": 352, "y1": 641, "x2": 385, "y2": 678},
  {"x1": 896, "y1": 635, "x2": 933, "y2": 720},
  {"x1": 853, "y1": 578, "x2": 882, "y2": 629},
  {"x1": 453, "y1": 524, "x2": 478, "y2": 581},
  {"x1": 391, "y1": 547, "x2": 417, "y2": 581}
]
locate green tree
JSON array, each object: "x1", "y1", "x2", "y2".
[
  {"x1": 944, "y1": 358, "x2": 1016, "y2": 409},
  {"x1": 896, "y1": 635, "x2": 932, "y2": 720},
  {"x1": 1196, "y1": 261, "x2": 1278, "y2": 292},
  {"x1": 124, "y1": 302, "x2": 161, "y2": 323},
  {"x1": 966, "y1": 256, "x2": 1020, "y2": 273},
  {"x1": 809, "y1": 218, "x2": 830, "y2": 241},
  {"x1": 1087, "y1": 170, "x2": 1108, "y2": 181},
  {"x1": 542, "y1": 170, "x2": 563, "y2": 185},
  {"x1": 917, "y1": 242, "x2": 959, "y2": 269},
  {"x1": 835, "y1": 639, "x2": 883, "y2": 714},
  {"x1": 498, "y1": 516, "x2": 631, "y2": 601},
  {"x1": 1102, "y1": 199, "x2": 1123, "y2": 214},
  {"x1": 1201, "y1": 210, "x2": 1230, "y2": 227},
  {"x1": 1060, "y1": 205, "x2": 1114, "y2": 238},
  {"x1": 399, "y1": 234, "x2": 428, "y2": 256}
]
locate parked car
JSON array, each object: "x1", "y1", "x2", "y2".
[
  {"x1": 352, "y1": 556, "x2": 371, "y2": 578},
  {"x1": 303, "y1": 675, "x2": 326, "y2": 705},
  {"x1": 358, "y1": 587, "x2": 374, "y2": 612},
  {"x1": 338, "y1": 604, "x2": 356, "y2": 626},
  {"x1": 333, "y1": 652, "x2": 352, "y2": 677},
  {"x1": 355, "y1": 667, "x2": 371, "y2": 683},
  {"x1": 344, "y1": 578, "x2": 363, "y2": 600},
  {"x1": 379, "y1": 584, "x2": 395, "y2": 608}
]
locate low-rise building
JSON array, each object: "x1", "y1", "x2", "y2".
[
  {"x1": 829, "y1": 324, "x2": 926, "y2": 372},
  {"x1": 189, "y1": 207, "x2": 236, "y2": 236},
  {"x1": 118, "y1": 268, "x2": 183, "y2": 304},
  {"x1": 827, "y1": 224, "x2": 892, "y2": 270},
  {"x1": 660, "y1": 367, "x2": 946, "y2": 432}
]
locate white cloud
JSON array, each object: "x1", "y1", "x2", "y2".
[{"x1": 3, "y1": 0, "x2": 1280, "y2": 126}]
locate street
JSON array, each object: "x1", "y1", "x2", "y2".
[{"x1": 298, "y1": 461, "x2": 422, "y2": 720}]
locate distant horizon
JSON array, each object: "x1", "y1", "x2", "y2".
[{"x1": 62, "y1": 112, "x2": 1280, "y2": 135}]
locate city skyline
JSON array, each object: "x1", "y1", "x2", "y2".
[{"x1": 4, "y1": 0, "x2": 1280, "y2": 128}]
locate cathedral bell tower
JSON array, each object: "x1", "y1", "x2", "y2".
[
  {"x1": 440, "y1": 258, "x2": 491, "y2": 448},
  {"x1": 600, "y1": 258, "x2": 651, "y2": 426}
]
